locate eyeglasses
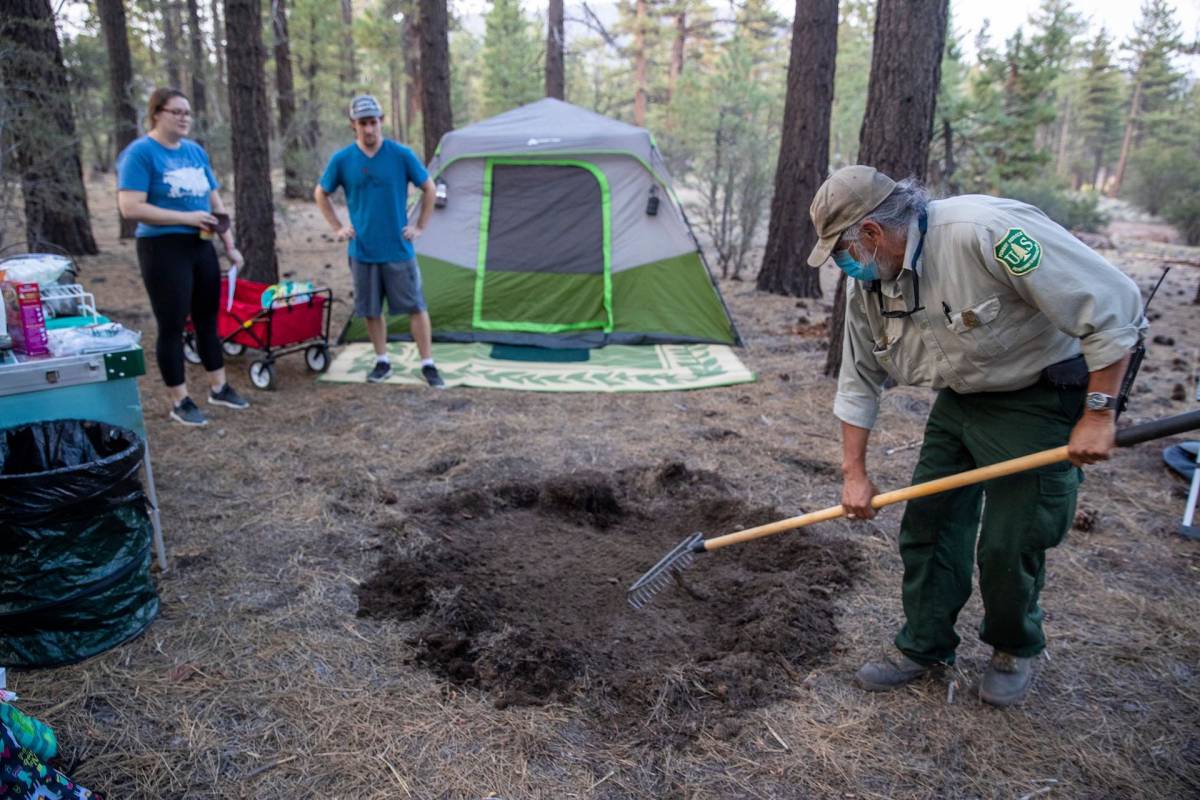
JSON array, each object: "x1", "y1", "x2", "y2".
[
  {"x1": 869, "y1": 211, "x2": 929, "y2": 320},
  {"x1": 159, "y1": 108, "x2": 192, "y2": 118}
]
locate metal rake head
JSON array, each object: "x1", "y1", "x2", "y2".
[{"x1": 626, "y1": 532, "x2": 705, "y2": 610}]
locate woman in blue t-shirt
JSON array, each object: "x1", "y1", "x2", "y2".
[{"x1": 117, "y1": 88, "x2": 249, "y2": 426}]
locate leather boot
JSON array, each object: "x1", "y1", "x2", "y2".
[
  {"x1": 854, "y1": 651, "x2": 932, "y2": 691},
  {"x1": 979, "y1": 650, "x2": 1033, "y2": 707}
]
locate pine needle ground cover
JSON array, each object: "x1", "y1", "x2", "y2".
[{"x1": 11, "y1": 186, "x2": 1199, "y2": 798}]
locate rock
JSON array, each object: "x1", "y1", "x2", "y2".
[
  {"x1": 1171, "y1": 383, "x2": 1187, "y2": 402},
  {"x1": 1153, "y1": 334, "x2": 1175, "y2": 346}
]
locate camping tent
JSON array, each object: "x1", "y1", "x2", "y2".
[{"x1": 341, "y1": 99, "x2": 740, "y2": 348}]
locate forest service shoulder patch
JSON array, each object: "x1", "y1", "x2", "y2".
[{"x1": 993, "y1": 228, "x2": 1043, "y2": 276}]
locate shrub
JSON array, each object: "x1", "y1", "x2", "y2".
[{"x1": 1001, "y1": 178, "x2": 1108, "y2": 232}]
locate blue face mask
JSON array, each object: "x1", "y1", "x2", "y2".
[{"x1": 833, "y1": 248, "x2": 879, "y2": 281}]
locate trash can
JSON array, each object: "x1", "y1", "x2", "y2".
[{"x1": 0, "y1": 419, "x2": 159, "y2": 667}]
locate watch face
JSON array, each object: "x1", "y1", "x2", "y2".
[{"x1": 1087, "y1": 393, "x2": 1113, "y2": 410}]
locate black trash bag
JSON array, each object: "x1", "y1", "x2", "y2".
[{"x1": 0, "y1": 420, "x2": 159, "y2": 668}]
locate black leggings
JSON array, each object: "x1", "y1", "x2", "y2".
[{"x1": 136, "y1": 234, "x2": 222, "y2": 387}]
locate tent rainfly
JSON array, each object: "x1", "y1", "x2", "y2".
[{"x1": 341, "y1": 99, "x2": 741, "y2": 349}]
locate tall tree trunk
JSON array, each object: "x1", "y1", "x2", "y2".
[
  {"x1": 271, "y1": 0, "x2": 306, "y2": 199},
  {"x1": 941, "y1": 118, "x2": 955, "y2": 192},
  {"x1": 1054, "y1": 96, "x2": 1070, "y2": 178},
  {"x1": 162, "y1": 0, "x2": 185, "y2": 88},
  {"x1": 301, "y1": 7, "x2": 320, "y2": 151},
  {"x1": 667, "y1": 9, "x2": 686, "y2": 105},
  {"x1": 826, "y1": 0, "x2": 948, "y2": 378},
  {"x1": 210, "y1": 0, "x2": 228, "y2": 120},
  {"x1": 1110, "y1": 80, "x2": 1141, "y2": 197},
  {"x1": 339, "y1": 0, "x2": 356, "y2": 94},
  {"x1": 419, "y1": 0, "x2": 452, "y2": 161},
  {"x1": 0, "y1": 0, "x2": 98, "y2": 254},
  {"x1": 186, "y1": 0, "x2": 209, "y2": 145},
  {"x1": 757, "y1": 0, "x2": 837, "y2": 298},
  {"x1": 856, "y1": 0, "x2": 947, "y2": 180},
  {"x1": 403, "y1": 6, "x2": 422, "y2": 144},
  {"x1": 545, "y1": 0, "x2": 565, "y2": 99},
  {"x1": 390, "y1": 59, "x2": 402, "y2": 137},
  {"x1": 97, "y1": 0, "x2": 140, "y2": 238},
  {"x1": 633, "y1": 0, "x2": 648, "y2": 126},
  {"x1": 224, "y1": 0, "x2": 278, "y2": 282}
]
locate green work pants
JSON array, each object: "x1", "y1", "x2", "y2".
[{"x1": 894, "y1": 380, "x2": 1084, "y2": 665}]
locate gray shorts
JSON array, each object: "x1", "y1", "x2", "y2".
[{"x1": 350, "y1": 257, "x2": 427, "y2": 318}]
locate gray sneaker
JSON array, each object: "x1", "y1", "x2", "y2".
[
  {"x1": 208, "y1": 382, "x2": 249, "y2": 409},
  {"x1": 979, "y1": 651, "x2": 1033, "y2": 707},
  {"x1": 367, "y1": 360, "x2": 393, "y2": 383},
  {"x1": 169, "y1": 397, "x2": 208, "y2": 427},
  {"x1": 854, "y1": 651, "x2": 933, "y2": 691}
]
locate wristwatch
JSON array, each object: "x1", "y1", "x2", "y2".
[{"x1": 1085, "y1": 392, "x2": 1117, "y2": 412}]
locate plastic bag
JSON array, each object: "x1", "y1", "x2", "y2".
[
  {"x1": 0, "y1": 254, "x2": 71, "y2": 287},
  {"x1": 48, "y1": 323, "x2": 142, "y2": 356},
  {"x1": 0, "y1": 420, "x2": 159, "y2": 668}
]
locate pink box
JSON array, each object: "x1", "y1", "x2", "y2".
[{"x1": 3, "y1": 280, "x2": 50, "y2": 356}]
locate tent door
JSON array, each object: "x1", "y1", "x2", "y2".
[{"x1": 473, "y1": 159, "x2": 613, "y2": 333}]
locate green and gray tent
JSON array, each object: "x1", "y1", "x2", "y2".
[{"x1": 341, "y1": 99, "x2": 740, "y2": 348}]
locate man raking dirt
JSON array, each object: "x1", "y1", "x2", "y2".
[{"x1": 811, "y1": 166, "x2": 1145, "y2": 707}]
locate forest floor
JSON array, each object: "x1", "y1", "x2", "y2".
[{"x1": 9, "y1": 179, "x2": 1200, "y2": 799}]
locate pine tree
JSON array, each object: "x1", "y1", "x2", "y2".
[
  {"x1": 0, "y1": 0, "x2": 98, "y2": 254},
  {"x1": 1027, "y1": 0, "x2": 1085, "y2": 174},
  {"x1": 1111, "y1": 0, "x2": 1184, "y2": 196},
  {"x1": 1073, "y1": 28, "x2": 1123, "y2": 189},
  {"x1": 757, "y1": 0, "x2": 837, "y2": 298},
  {"x1": 224, "y1": 0, "x2": 278, "y2": 282},
  {"x1": 928, "y1": 11, "x2": 967, "y2": 193},
  {"x1": 271, "y1": 0, "x2": 308, "y2": 199},
  {"x1": 546, "y1": 0, "x2": 565, "y2": 99},
  {"x1": 185, "y1": 0, "x2": 209, "y2": 145},
  {"x1": 97, "y1": 0, "x2": 141, "y2": 237},
  {"x1": 826, "y1": 0, "x2": 947, "y2": 378},
  {"x1": 480, "y1": 0, "x2": 541, "y2": 117},
  {"x1": 419, "y1": 0, "x2": 453, "y2": 159}
]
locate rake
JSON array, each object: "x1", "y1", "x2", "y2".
[{"x1": 627, "y1": 409, "x2": 1200, "y2": 610}]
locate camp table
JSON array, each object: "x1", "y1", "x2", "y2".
[{"x1": 0, "y1": 342, "x2": 167, "y2": 572}]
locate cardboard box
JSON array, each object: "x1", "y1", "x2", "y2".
[{"x1": 2, "y1": 280, "x2": 50, "y2": 356}]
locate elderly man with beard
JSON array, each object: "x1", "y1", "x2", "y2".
[
  {"x1": 809, "y1": 166, "x2": 1145, "y2": 706},
  {"x1": 315, "y1": 95, "x2": 442, "y2": 387}
]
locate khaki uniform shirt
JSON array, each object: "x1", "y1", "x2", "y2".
[{"x1": 834, "y1": 195, "x2": 1147, "y2": 430}]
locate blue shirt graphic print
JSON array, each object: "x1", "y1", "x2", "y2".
[
  {"x1": 117, "y1": 136, "x2": 219, "y2": 238},
  {"x1": 318, "y1": 140, "x2": 430, "y2": 263}
]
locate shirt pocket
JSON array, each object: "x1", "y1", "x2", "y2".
[
  {"x1": 870, "y1": 336, "x2": 904, "y2": 381},
  {"x1": 944, "y1": 295, "x2": 1006, "y2": 357}
]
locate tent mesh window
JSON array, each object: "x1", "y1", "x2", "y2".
[
  {"x1": 487, "y1": 164, "x2": 603, "y2": 274},
  {"x1": 478, "y1": 162, "x2": 609, "y2": 331}
]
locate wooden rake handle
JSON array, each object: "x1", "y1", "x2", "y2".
[{"x1": 702, "y1": 409, "x2": 1200, "y2": 553}]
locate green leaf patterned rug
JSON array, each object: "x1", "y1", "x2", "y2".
[{"x1": 320, "y1": 343, "x2": 756, "y2": 392}]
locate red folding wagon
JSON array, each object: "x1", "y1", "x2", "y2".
[{"x1": 183, "y1": 276, "x2": 333, "y2": 390}]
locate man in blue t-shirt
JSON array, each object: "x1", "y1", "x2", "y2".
[{"x1": 315, "y1": 94, "x2": 442, "y2": 386}]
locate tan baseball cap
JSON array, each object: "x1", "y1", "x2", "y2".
[{"x1": 806, "y1": 166, "x2": 897, "y2": 266}]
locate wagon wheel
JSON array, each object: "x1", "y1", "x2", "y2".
[
  {"x1": 248, "y1": 360, "x2": 276, "y2": 390},
  {"x1": 222, "y1": 341, "x2": 246, "y2": 357},
  {"x1": 182, "y1": 332, "x2": 202, "y2": 365},
  {"x1": 304, "y1": 344, "x2": 330, "y2": 373}
]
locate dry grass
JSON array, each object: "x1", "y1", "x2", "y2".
[{"x1": 7, "y1": 181, "x2": 1200, "y2": 798}]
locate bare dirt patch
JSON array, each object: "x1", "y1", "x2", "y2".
[{"x1": 357, "y1": 463, "x2": 860, "y2": 739}]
